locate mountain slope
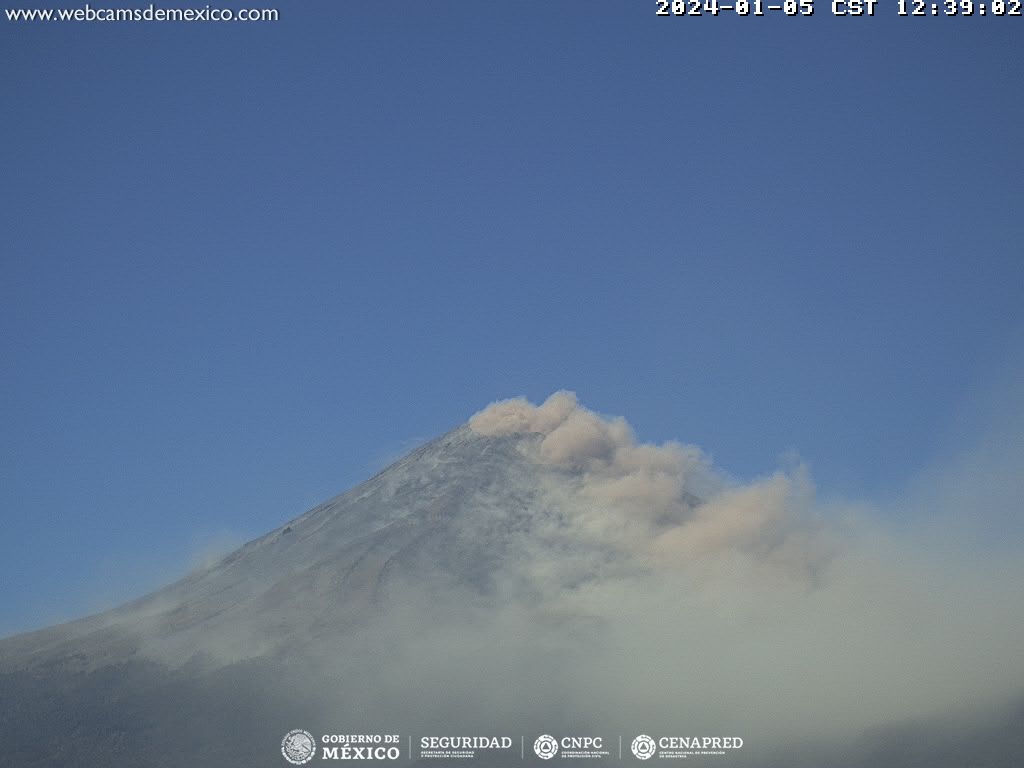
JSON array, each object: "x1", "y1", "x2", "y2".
[{"x1": 0, "y1": 426, "x2": 547, "y2": 765}]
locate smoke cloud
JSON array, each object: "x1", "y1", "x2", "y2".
[
  {"x1": 457, "y1": 391, "x2": 1024, "y2": 763},
  {"x1": 471, "y1": 391, "x2": 829, "y2": 583}
]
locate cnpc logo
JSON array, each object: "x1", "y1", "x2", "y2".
[
  {"x1": 533, "y1": 735, "x2": 558, "y2": 759},
  {"x1": 534, "y1": 734, "x2": 605, "y2": 759}
]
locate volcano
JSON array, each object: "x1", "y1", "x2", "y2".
[{"x1": 1, "y1": 393, "x2": 1021, "y2": 768}]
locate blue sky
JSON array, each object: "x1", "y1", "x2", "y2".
[{"x1": 2, "y1": 2, "x2": 1022, "y2": 635}]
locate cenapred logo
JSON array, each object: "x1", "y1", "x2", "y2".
[
  {"x1": 534, "y1": 734, "x2": 559, "y2": 760},
  {"x1": 631, "y1": 734, "x2": 657, "y2": 760},
  {"x1": 282, "y1": 729, "x2": 317, "y2": 765}
]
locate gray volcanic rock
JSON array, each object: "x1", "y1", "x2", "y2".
[
  {"x1": 0, "y1": 426, "x2": 602, "y2": 766},
  {"x1": 2, "y1": 427, "x2": 534, "y2": 669}
]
